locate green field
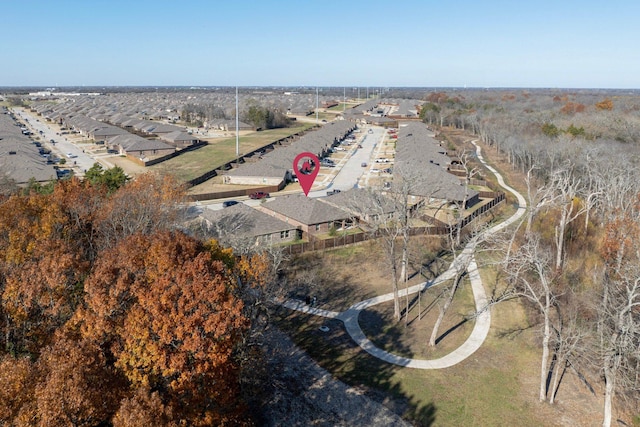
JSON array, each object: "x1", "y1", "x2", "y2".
[{"x1": 149, "y1": 124, "x2": 314, "y2": 182}]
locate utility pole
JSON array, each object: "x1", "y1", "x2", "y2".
[
  {"x1": 315, "y1": 86, "x2": 319, "y2": 123},
  {"x1": 235, "y1": 86, "x2": 239, "y2": 157}
]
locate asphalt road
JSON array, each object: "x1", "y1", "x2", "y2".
[{"x1": 14, "y1": 108, "x2": 100, "y2": 174}]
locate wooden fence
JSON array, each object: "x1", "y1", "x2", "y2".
[
  {"x1": 187, "y1": 184, "x2": 284, "y2": 202},
  {"x1": 279, "y1": 192, "x2": 506, "y2": 255}
]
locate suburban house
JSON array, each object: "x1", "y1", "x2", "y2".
[
  {"x1": 91, "y1": 125, "x2": 129, "y2": 141},
  {"x1": 127, "y1": 120, "x2": 185, "y2": 136},
  {"x1": 160, "y1": 130, "x2": 201, "y2": 148},
  {"x1": 107, "y1": 134, "x2": 176, "y2": 159},
  {"x1": 387, "y1": 100, "x2": 421, "y2": 119},
  {"x1": 208, "y1": 118, "x2": 253, "y2": 132},
  {"x1": 258, "y1": 194, "x2": 353, "y2": 238},
  {"x1": 198, "y1": 202, "x2": 299, "y2": 248}
]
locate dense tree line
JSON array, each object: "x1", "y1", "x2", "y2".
[
  {"x1": 0, "y1": 171, "x2": 269, "y2": 426},
  {"x1": 428, "y1": 89, "x2": 640, "y2": 426},
  {"x1": 242, "y1": 103, "x2": 291, "y2": 130},
  {"x1": 181, "y1": 99, "x2": 292, "y2": 130}
]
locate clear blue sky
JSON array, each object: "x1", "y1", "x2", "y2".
[{"x1": 2, "y1": 0, "x2": 639, "y2": 88}]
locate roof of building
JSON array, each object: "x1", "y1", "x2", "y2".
[
  {"x1": 160, "y1": 130, "x2": 198, "y2": 143},
  {"x1": 226, "y1": 121, "x2": 356, "y2": 179},
  {"x1": 260, "y1": 193, "x2": 351, "y2": 225},
  {"x1": 200, "y1": 202, "x2": 296, "y2": 239},
  {"x1": 318, "y1": 187, "x2": 396, "y2": 219},
  {"x1": 395, "y1": 122, "x2": 478, "y2": 203},
  {"x1": 108, "y1": 134, "x2": 175, "y2": 153}
]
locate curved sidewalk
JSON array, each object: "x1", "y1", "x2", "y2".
[{"x1": 281, "y1": 139, "x2": 527, "y2": 369}]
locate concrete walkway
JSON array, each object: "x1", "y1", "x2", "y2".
[{"x1": 281, "y1": 139, "x2": 527, "y2": 369}]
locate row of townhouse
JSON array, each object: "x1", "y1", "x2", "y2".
[
  {"x1": 223, "y1": 120, "x2": 356, "y2": 188},
  {"x1": 198, "y1": 188, "x2": 396, "y2": 247}
]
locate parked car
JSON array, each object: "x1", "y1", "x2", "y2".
[
  {"x1": 249, "y1": 191, "x2": 270, "y2": 199},
  {"x1": 361, "y1": 162, "x2": 367, "y2": 167},
  {"x1": 222, "y1": 200, "x2": 239, "y2": 208},
  {"x1": 368, "y1": 129, "x2": 373, "y2": 134}
]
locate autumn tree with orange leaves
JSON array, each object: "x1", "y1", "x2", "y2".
[
  {"x1": 0, "y1": 174, "x2": 258, "y2": 426},
  {"x1": 78, "y1": 231, "x2": 249, "y2": 425}
]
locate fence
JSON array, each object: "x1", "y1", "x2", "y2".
[
  {"x1": 125, "y1": 141, "x2": 209, "y2": 167},
  {"x1": 279, "y1": 192, "x2": 506, "y2": 255},
  {"x1": 187, "y1": 184, "x2": 284, "y2": 202}
]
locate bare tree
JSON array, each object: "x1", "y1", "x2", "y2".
[
  {"x1": 350, "y1": 188, "x2": 404, "y2": 320},
  {"x1": 501, "y1": 233, "x2": 560, "y2": 402},
  {"x1": 428, "y1": 255, "x2": 466, "y2": 347},
  {"x1": 596, "y1": 205, "x2": 640, "y2": 427},
  {"x1": 346, "y1": 167, "x2": 426, "y2": 323},
  {"x1": 548, "y1": 304, "x2": 588, "y2": 404},
  {"x1": 546, "y1": 162, "x2": 587, "y2": 270},
  {"x1": 523, "y1": 165, "x2": 557, "y2": 237}
]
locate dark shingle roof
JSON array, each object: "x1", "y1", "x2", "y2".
[
  {"x1": 200, "y1": 202, "x2": 295, "y2": 238},
  {"x1": 261, "y1": 194, "x2": 351, "y2": 225}
]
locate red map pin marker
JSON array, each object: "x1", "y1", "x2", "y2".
[{"x1": 293, "y1": 152, "x2": 320, "y2": 196}]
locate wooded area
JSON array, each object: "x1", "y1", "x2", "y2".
[
  {"x1": 425, "y1": 89, "x2": 640, "y2": 427},
  {"x1": 0, "y1": 173, "x2": 272, "y2": 426}
]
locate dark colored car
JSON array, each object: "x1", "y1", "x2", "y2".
[
  {"x1": 222, "y1": 200, "x2": 239, "y2": 208},
  {"x1": 249, "y1": 191, "x2": 270, "y2": 199},
  {"x1": 326, "y1": 189, "x2": 341, "y2": 196}
]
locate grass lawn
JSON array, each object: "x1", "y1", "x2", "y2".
[{"x1": 149, "y1": 125, "x2": 313, "y2": 182}]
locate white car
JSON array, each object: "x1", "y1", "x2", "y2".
[{"x1": 67, "y1": 152, "x2": 78, "y2": 158}]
